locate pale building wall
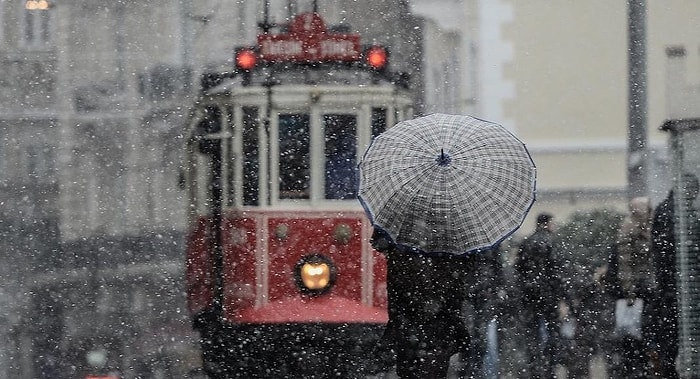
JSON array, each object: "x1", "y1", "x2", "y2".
[
  {"x1": 503, "y1": 1, "x2": 700, "y2": 234},
  {"x1": 412, "y1": 0, "x2": 700, "y2": 235},
  {"x1": 503, "y1": 1, "x2": 628, "y2": 233},
  {"x1": 419, "y1": 18, "x2": 462, "y2": 114}
]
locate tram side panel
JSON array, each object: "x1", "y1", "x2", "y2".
[
  {"x1": 222, "y1": 216, "x2": 258, "y2": 319},
  {"x1": 185, "y1": 217, "x2": 214, "y2": 318}
]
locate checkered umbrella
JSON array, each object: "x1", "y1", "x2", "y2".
[{"x1": 358, "y1": 113, "x2": 536, "y2": 256}]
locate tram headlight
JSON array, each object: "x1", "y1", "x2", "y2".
[
  {"x1": 302, "y1": 263, "x2": 330, "y2": 289},
  {"x1": 295, "y1": 254, "x2": 336, "y2": 296}
]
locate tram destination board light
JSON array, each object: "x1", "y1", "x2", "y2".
[{"x1": 257, "y1": 13, "x2": 361, "y2": 63}]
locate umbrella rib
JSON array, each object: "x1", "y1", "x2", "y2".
[{"x1": 358, "y1": 113, "x2": 536, "y2": 256}]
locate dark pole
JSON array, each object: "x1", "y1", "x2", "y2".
[
  {"x1": 211, "y1": 143, "x2": 224, "y2": 315},
  {"x1": 261, "y1": 0, "x2": 273, "y2": 206},
  {"x1": 261, "y1": 0, "x2": 271, "y2": 32},
  {"x1": 627, "y1": 0, "x2": 648, "y2": 199}
]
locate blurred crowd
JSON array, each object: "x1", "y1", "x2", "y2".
[
  {"x1": 370, "y1": 173, "x2": 700, "y2": 379},
  {"x1": 495, "y1": 174, "x2": 700, "y2": 379}
]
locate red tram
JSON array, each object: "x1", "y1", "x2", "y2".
[{"x1": 184, "y1": 12, "x2": 413, "y2": 378}]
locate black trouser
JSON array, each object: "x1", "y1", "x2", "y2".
[
  {"x1": 651, "y1": 299, "x2": 678, "y2": 379},
  {"x1": 522, "y1": 307, "x2": 559, "y2": 379},
  {"x1": 608, "y1": 336, "x2": 650, "y2": 378}
]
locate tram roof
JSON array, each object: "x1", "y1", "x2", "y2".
[{"x1": 202, "y1": 66, "x2": 408, "y2": 96}]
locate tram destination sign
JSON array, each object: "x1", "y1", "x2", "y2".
[{"x1": 257, "y1": 13, "x2": 361, "y2": 63}]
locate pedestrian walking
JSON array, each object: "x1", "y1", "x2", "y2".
[
  {"x1": 358, "y1": 114, "x2": 537, "y2": 378},
  {"x1": 373, "y1": 230, "x2": 473, "y2": 378},
  {"x1": 514, "y1": 213, "x2": 567, "y2": 379},
  {"x1": 607, "y1": 196, "x2": 656, "y2": 378},
  {"x1": 459, "y1": 246, "x2": 505, "y2": 379}
]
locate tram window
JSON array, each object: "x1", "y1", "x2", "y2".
[
  {"x1": 242, "y1": 107, "x2": 259, "y2": 206},
  {"x1": 278, "y1": 114, "x2": 310, "y2": 199},
  {"x1": 324, "y1": 114, "x2": 357, "y2": 200},
  {"x1": 371, "y1": 107, "x2": 387, "y2": 139}
]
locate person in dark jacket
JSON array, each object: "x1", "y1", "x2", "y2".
[
  {"x1": 650, "y1": 173, "x2": 700, "y2": 379},
  {"x1": 515, "y1": 213, "x2": 567, "y2": 379},
  {"x1": 371, "y1": 229, "x2": 473, "y2": 379}
]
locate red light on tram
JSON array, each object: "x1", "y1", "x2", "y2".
[
  {"x1": 365, "y1": 46, "x2": 388, "y2": 70},
  {"x1": 235, "y1": 48, "x2": 257, "y2": 71}
]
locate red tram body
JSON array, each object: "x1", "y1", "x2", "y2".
[{"x1": 184, "y1": 12, "x2": 413, "y2": 378}]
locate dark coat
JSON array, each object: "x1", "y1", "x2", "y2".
[
  {"x1": 515, "y1": 228, "x2": 564, "y2": 316},
  {"x1": 647, "y1": 190, "x2": 700, "y2": 378},
  {"x1": 572, "y1": 267, "x2": 616, "y2": 346},
  {"x1": 650, "y1": 192, "x2": 679, "y2": 372},
  {"x1": 651, "y1": 193, "x2": 677, "y2": 309},
  {"x1": 370, "y1": 230, "x2": 478, "y2": 378}
]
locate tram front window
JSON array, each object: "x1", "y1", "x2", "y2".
[
  {"x1": 278, "y1": 114, "x2": 310, "y2": 199},
  {"x1": 324, "y1": 114, "x2": 357, "y2": 200}
]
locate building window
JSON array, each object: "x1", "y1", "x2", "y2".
[
  {"x1": 22, "y1": 6, "x2": 52, "y2": 48},
  {"x1": 27, "y1": 144, "x2": 55, "y2": 183}
]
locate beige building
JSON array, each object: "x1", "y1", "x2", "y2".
[{"x1": 414, "y1": 0, "x2": 700, "y2": 234}]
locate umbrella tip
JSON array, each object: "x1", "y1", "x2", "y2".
[{"x1": 436, "y1": 149, "x2": 452, "y2": 167}]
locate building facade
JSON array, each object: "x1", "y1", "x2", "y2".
[
  {"x1": 413, "y1": 0, "x2": 700, "y2": 233},
  {"x1": 0, "y1": 0, "x2": 430, "y2": 377}
]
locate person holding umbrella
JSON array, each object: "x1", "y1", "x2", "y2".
[
  {"x1": 371, "y1": 230, "x2": 474, "y2": 378},
  {"x1": 359, "y1": 113, "x2": 537, "y2": 378}
]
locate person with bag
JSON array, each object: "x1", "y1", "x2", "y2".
[{"x1": 608, "y1": 196, "x2": 656, "y2": 378}]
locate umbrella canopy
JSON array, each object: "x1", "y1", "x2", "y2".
[{"x1": 358, "y1": 113, "x2": 536, "y2": 256}]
